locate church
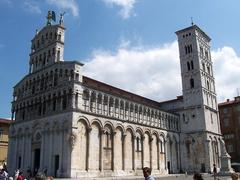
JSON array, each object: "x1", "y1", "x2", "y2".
[{"x1": 7, "y1": 11, "x2": 230, "y2": 178}]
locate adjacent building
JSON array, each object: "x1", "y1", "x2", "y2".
[
  {"x1": 219, "y1": 96, "x2": 240, "y2": 164},
  {"x1": 7, "y1": 12, "x2": 230, "y2": 178},
  {"x1": 0, "y1": 118, "x2": 11, "y2": 169}
]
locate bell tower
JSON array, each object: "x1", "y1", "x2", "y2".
[
  {"x1": 176, "y1": 24, "x2": 220, "y2": 134},
  {"x1": 176, "y1": 24, "x2": 223, "y2": 172},
  {"x1": 29, "y1": 11, "x2": 66, "y2": 73}
]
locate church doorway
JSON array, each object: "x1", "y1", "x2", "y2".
[
  {"x1": 54, "y1": 155, "x2": 59, "y2": 177},
  {"x1": 167, "y1": 161, "x2": 171, "y2": 174},
  {"x1": 33, "y1": 148, "x2": 41, "y2": 175}
]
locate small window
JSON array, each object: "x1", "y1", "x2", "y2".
[
  {"x1": 38, "y1": 104, "x2": 42, "y2": 116},
  {"x1": 235, "y1": 105, "x2": 240, "y2": 112},
  {"x1": 223, "y1": 108, "x2": 228, "y2": 114},
  {"x1": 207, "y1": 81, "x2": 210, "y2": 90},
  {"x1": 202, "y1": 62, "x2": 205, "y2": 71},
  {"x1": 191, "y1": 61, "x2": 194, "y2": 69},
  {"x1": 200, "y1": 47, "x2": 203, "y2": 56},
  {"x1": 205, "y1": 50, "x2": 209, "y2": 59},
  {"x1": 52, "y1": 95, "x2": 56, "y2": 111},
  {"x1": 190, "y1": 78, "x2": 194, "y2": 88},
  {"x1": 0, "y1": 129, "x2": 3, "y2": 140},
  {"x1": 224, "y1": 118, "x2": 229, "y2": 127},
  {"x1": 207, "y1": 66, "x2": 210, "y2": 74},
  {"x1": 187, "y1": 62, "x2": 190, "y2": 71},
  {"x1": 185, "y1": 46, "x2": 188, "y2": 54},
  {"x1": 160, "y1": 141, "x2": 163, "y2": 153},
  {"x1": 106, "y1": 131, "x2": 110, "y2": 148},
  {"x1": 226, "y1": 144, "x2": 234, "y2": 153},
  {"x1": 187, "y1": 46, "x2": 191, "y2": 53},
  {"x1": 62, "y1": 94, "x2": 67, "y2": 110}
]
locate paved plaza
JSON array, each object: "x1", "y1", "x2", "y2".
[{"x1": 55, "y1": 174, "x2": 232, "y2": 180}]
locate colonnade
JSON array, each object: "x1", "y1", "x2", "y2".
[
  {"x1": 82, "y1": 88, "x2": 180, "y2": 132},
  {"x1": 71, "y1": 118, "x2": 180, "y2": 177}
]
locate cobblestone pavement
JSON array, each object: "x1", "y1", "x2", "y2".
[{"x1": 55, "y1": 174, "x2": 232, "y2": 180}]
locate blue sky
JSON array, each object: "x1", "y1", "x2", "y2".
[{"x1": 1, "y1": 0, "x2": 240, "y2": 118}]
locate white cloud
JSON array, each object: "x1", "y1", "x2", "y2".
[
  {"x1": 83, "y1": 41, "x2": 240, "y2": 104},
  {"x1": 212, "y1": 47, "x2": 240, "y2": 102},
  {"x1": 24, "y1": 0, "x2": 41, "y2": 14},
  {"x1": 83, "y1": 41, "x2": 182, "y2": 102},
  {"x1": 46, "y1": 0, "x2": 79, "y2": 17},
  {"x1": 102, "y1": 0, "x2": 137, "y2": 19}
]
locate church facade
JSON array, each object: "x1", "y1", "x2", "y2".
[{"x1": 7, "y1": 13, "x2": 229, "y2": 178}]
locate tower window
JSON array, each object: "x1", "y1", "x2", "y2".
[
  {"x1": 41, "y1": 35, "x2": 44, "y2": 44},
  {"x1": 207, "y1": 81, "x2": 210, "y2": 90},
  {"x1": 202, "y1": 62, "x2": 205, "y2": 71},
  {"x1": 200, "y1": 47, "x2": 203, "y2": 56},
  {"x1": 52, "y1": 97, "x2": 56, "y2": 111},
  {"x1": 207, "y1": 66, "x2": 210, "y2": 74},
  {"x1": 185, "y1": 44, "x2": 193, "y2": 54},
  {"x1": 22, "y1": 110, "x2": 25, "y2": 120},
  {"x1": 187, "y1": 46, "x2": 191, "y2": 53},
  {"x1": 38, "y1": 104, "x2": 42, "y2": 116},
  {"x1": 58, "y1": 34, "x2": 61, "y2": 41},
  {"x1": 62, "y1": 92, "x2": 67, "y2": 110},
  {"x1": 205, "y1": 50, "x2": 209, "y2": 59},
  {"x1": 187, "y1": 62, "x2": 190, "y2": 71},
  {"x1": 191, "y1": 61, "x2": 194, "y2": 69},
  {"x1": 190, "y1": 78, "x2": 194, "y2": 88}
]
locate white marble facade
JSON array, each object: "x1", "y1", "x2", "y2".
[{"x1": 7, "y1": 14, "x2": 229, "y2": 178}]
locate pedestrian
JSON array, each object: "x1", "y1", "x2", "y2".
[
  {"x1": 14, "y1": 169, "x2": 19, "y2": 180},
  {"x1": 17, "y1": 172, "x2": 23, "y2": 180},
  {"x1": 213, "y1": 164, "x2": 217, "y2": 180},
  {"x1": 231, "y1": 173, "x2": 240, "y2": 180},
  {"x1": 1, "y1": 169, "x2": 9, "y2": 180},
  {"x1": 193, "y1": 173, "x2": 203, "y2": 180},
  {"x1": 142, "y1": 167, "x2": 155, "y2": 180}
]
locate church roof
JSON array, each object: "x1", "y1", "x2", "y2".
[{"x1": 82, "y1": 76, "x2": 164, "y2": 110}]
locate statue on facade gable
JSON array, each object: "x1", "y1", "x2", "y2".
[
  {"x1": 46, "y1": 10, "x2": 56, "y2": 26},
  {"x1": 59, "y1": 12, "x2": 65, "y2": 25}
]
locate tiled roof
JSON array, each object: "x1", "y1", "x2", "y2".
[
  {"x1": 218, "y1": 97, "x2": 240, "y2": 106},
  {"x1": 82, "y1": 76, "x2": 162, "y2": 109},
  {"x1": 0, "y1": 118, "x2": 11, "y2": 124}
]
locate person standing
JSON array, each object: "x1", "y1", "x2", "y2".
[
  {"x1": 14, "y1": 169, "x2": 19, "y2": 180},
  {"x1": 1, "y1": 169, "x2": 8, "y2": 180},
  {"x1": 213, "y1": 164, "x2": 217, "y2": 180},
  {"x1": 16, "y1": 172, "x2": 23, "y2": 180},
  {"x1": 231, "y1": 173, "x2": 240, "y2": 180},
  {"x1": 142, "y1": 167, "x2": 155, "y2": 180}
]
